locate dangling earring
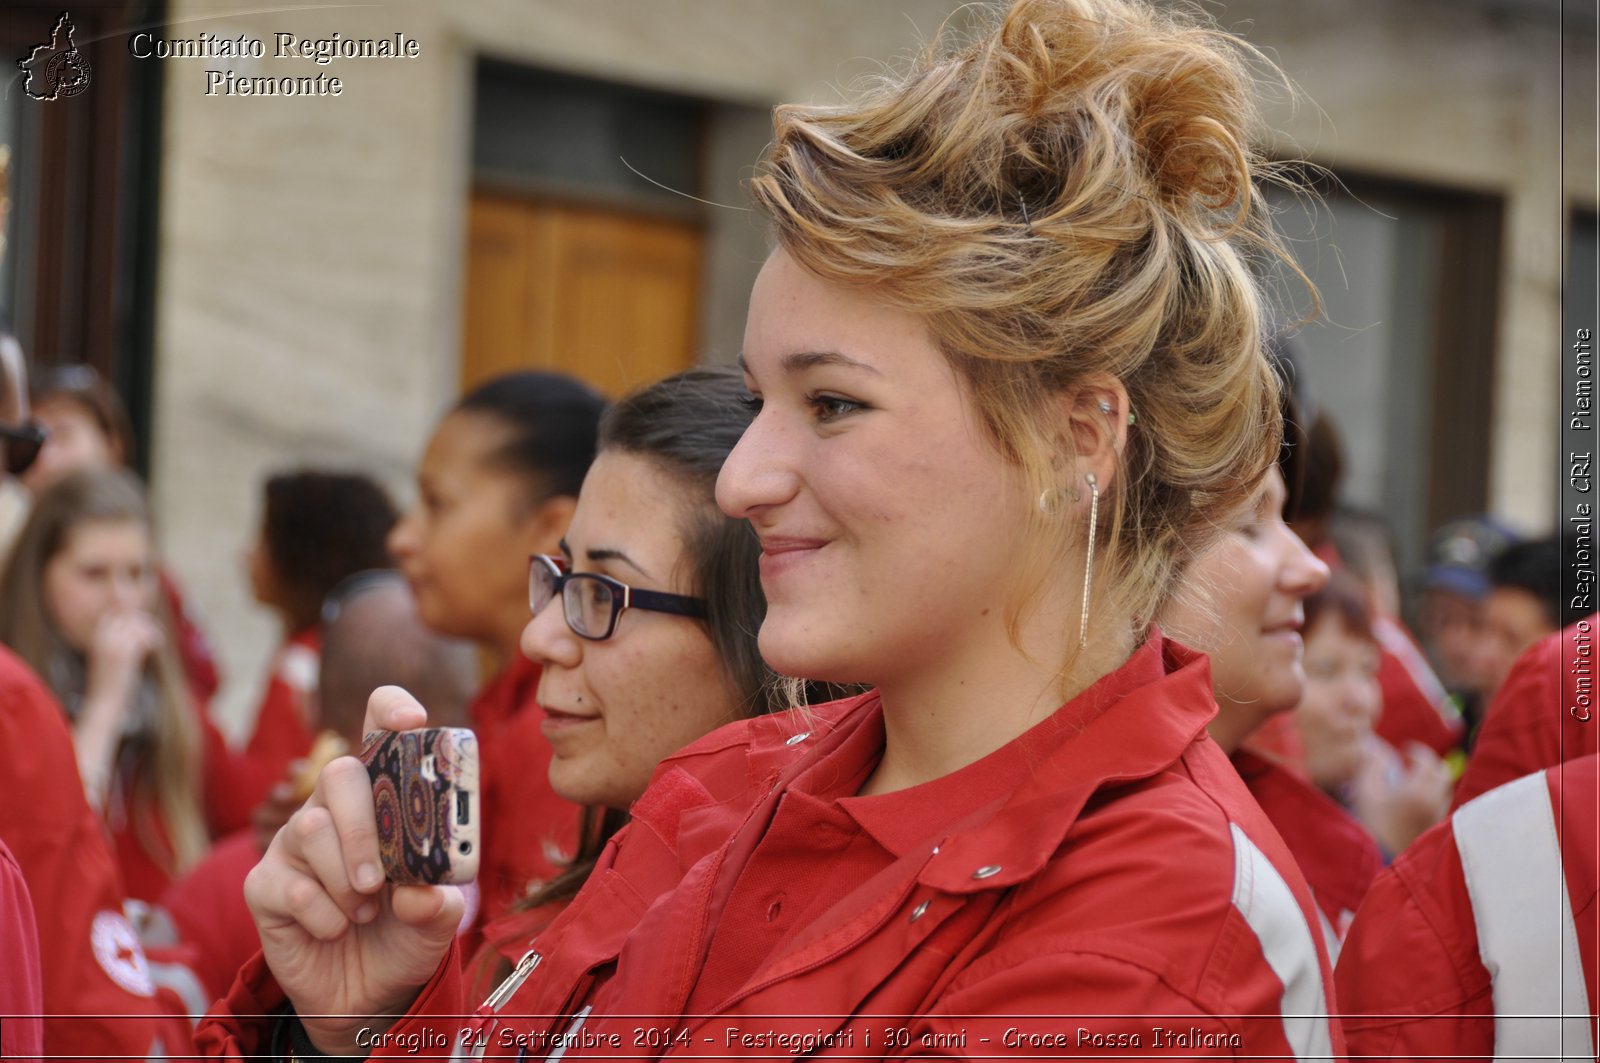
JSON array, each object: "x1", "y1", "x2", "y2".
[{"x1": 1079, "y1": 472, "x2": 1099, "y2": 650}]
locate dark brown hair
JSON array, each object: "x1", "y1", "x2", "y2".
[{"x1": 259, "y1": 469, "x2": 398, "y2": 633}]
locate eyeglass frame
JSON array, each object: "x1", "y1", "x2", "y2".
[
  {"x1": 529, "y1": 553, "x2": 707, "y2": 641},
  {"x1": 0, "y1": 421, "x2": 47, "y2": 477}
]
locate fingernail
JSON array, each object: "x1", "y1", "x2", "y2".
[
  {"x1": 354, "y1": 903, "x2": 377, "y2": 924},
  {"x1": 356, "y1": 863, "x2": 383, "y2": 890}
]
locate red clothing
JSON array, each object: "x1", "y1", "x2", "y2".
[
  {"x1": 239, "y1": 626, "x2": 321, "y2": 793},
  {"x1": 160, "y1": 566, "x2": 222, "y2": 706},
  {"x1": 1372, "y1": 614, "x2": 1465, "y2": 758},
  {"x1": 470, "y1": 656, "x2": 581, "y2": 950},
  {"x1": 0, "y1": 645, "x2": 193, "y2": 1059},
  {"x1": 0, "y1": 838, "x2": 43, "y2": 1062},
  {"x1": 1232, "y1": 749, "x2": 1383, "y2": 955},
  {"x1": 1336, "y1": 754, "x2": 1598, "y2": 1059},
  {"x1": 1454, "y1": 615, "x2": 1600, "y2": 808},
  {"x1": 158, "y1": 830, "x2": 264, "y2": 1002},
  {"x1": 198, "y1": 637, "x2": 1345, "y2": 1059}
]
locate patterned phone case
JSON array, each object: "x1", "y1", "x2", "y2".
[{"x1": 359, "y1": 727, "x2": 480, "y2": 885}]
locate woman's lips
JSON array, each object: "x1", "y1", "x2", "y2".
[
  {"x1": 540, "y1": 705, "x2": 597, "y2": 737},
  {"x1": 757, "y1": 537, "x2": 827, "y2": 579}
]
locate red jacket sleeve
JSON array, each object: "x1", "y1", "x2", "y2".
[
  {"x1": 0, "y1": 839, "x2": 43, "y2": 1062},
  {"x1": 1334, "y1": 819, "x2": 1495, "y2": 1058},
  {"x1": 194, "y1": 946, "x2": 467, "y2": 1058},
  {"x1": 0, "y1": 647, "x2": 194, "y2": 1059}
]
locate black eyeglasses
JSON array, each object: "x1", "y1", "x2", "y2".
[
  {"x1": 530, "y1": 554, "x2": 706, "y2": 641},
  {"x1": 0, "y1": 422, "x2": 46, "y2": 477}
]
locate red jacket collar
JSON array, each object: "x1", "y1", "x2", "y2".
[{"x1": 741, "y1": 635, "x2": 1219, "y2": 893}]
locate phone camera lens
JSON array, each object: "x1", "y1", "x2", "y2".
[{"x1": 459, "y1": 841, "x2": 473, "y2": 855}]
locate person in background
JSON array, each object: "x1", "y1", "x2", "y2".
[
  {"x1": 24, "y1": 363, "x2": 224, "y2": 706},
  {"x1": 203, "y1": 1, "x2": 1344, "y2": 1054},
  {"x1": 0, "y1": 358, "x2": 193, "y2": 1058},
  {"x1": 240, "y1": 470, "x2": 398, "y2": 796},
  {"x1": 1470, "y1": 532, "x2": 1586, "y2": 701},
  {"x1": 0, "y1": 321, "x2": 45, "y2": 1062},
  {"x1": 1294, "y1": 576, "x2": 1452, "y2": 857},
  {"x1": 386, "y1": 371, "x2": 607, "y2": 944},
  {"x1": 0, "y1": 467, "x2": 210, "y2": 901},
  {"x1": 1329, "y1": 508, "x2": 1465, "y2": 761},
  {"x1": 0, "y1": 326, "x2": 41, "y2": 563},
  {"x1": 1162, "y1": 405, "x2": 1382, "y2": 955},
  {"x1": 1337, "y1": 754, "x2": 1598, "y2": 1059},
  {"x1": 1451, "y1": 611, "x2": 1600, "y2": 808},
  {"x1": 1417, "y1": 514, "x2": 1520, "y2": 732},
  {"x1": 155, "y1": 569, "x2": 478, "y2": 1005}
]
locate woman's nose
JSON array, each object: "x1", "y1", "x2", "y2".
[
  {"x1": 521, "y1": 587, "x2": 580, "y2": 668},
  {"x1": 715, "y1": 409, "x2": 798, "y2": 521},
  {"x1": 387, "y1": 507, "x2": 420, "y2": 561},
  {"x1": 1280, "y1": 528, "x2": 1331, "y2": 598}
]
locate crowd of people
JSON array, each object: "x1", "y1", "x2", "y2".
[{"x1": 0, "y1": 0, "x2": 1594, "y2": 1059}]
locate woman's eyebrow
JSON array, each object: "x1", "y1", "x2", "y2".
[
  {"x1": 585, "y1": 545, "x2": 653, "y2": 580},
  {"x1": 736, "y1": 351, "x2": 881, "y2": 376}
]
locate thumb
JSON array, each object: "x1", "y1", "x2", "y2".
[{"x1": 391, "y1": 884, "x2": 465, "y2": 941}]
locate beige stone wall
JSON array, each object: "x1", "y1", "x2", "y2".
[{"x1": 148, "y1": 0, "x2": 1592, "y2": 734}]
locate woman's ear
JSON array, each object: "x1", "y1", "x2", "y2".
[
  {"x1": 1059, "y1": 374, "x2": 1130, "y2": 489},
  {"x1": 522, "y1": 493, "x2": 578, "y2": 557}
]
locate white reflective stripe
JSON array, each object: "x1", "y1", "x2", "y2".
[
  {"x1": 1228, "y1": 823, "x2": 1335, "y2": 1062},
  {"x1": 147, "y1": 959, "x2": 210, "y2": 1020},
  {"x1": 1453, "y1": 771, "x2": 1595, "y2": 1061},
  {"x1": 1314, "y1": 905, "x2": 1341, "y2": 965},
  {"x1": 547, "y1": 1006, "x2": 592, "y2": 1062}
]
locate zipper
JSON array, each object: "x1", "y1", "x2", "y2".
[{"x1": 461, "y1": 949, "x2": 542, "y2": 1048}]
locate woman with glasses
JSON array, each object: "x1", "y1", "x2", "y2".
[
  {"x1": 202, "y1": 0, "x2": 1344, "y2": 1056},
  {"x1": 465, "y1": 367, "x2": 824, "y2": 994}
]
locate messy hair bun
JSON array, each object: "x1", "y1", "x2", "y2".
[{"x1": 749, "y1": 0, "x2": 1309, "y2": 639}]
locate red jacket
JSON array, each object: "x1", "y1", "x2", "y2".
[
  {"x1": 240, "y1": 626, "x2": 322, "y2": 794},
  {"x1": 0, "y1": 838, "x2": 43, "y2": 1062},
  {"x1": 157, "y1": 830, "x2": 265, "y2": 1002},
  {"x1": 1336, "y1": 754, "x2": 1598, "y2": 1059},
  {"x1": 0, "y1": 646, "x2": 194, "y2": 1058},
  {"x1": 197, "y1": 637, "x2": 1344, "y2": 1059},
  {"x1": 469, "y1": 656, "x2": 581, "y2": 953},
  {"x1": 1232, "y1": 750, "x2": 1383, "y2": 955},
  {"x1": 1372, "y1": 615, "x2": 1465, "y2": 758},
  {"x1": 1454, "y1": 615, "x2": 1600, "y2": 808}
]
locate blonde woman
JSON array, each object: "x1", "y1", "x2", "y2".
[{"x1": 202, "y1": 0, "x2": 1343, "y2": 1056}]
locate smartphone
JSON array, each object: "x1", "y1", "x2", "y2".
[{"x1": 359, "y1": 727, "x2": 480, "y2": 885}]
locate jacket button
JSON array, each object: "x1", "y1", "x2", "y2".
[
  {"x1": 909, "y1": 901, "x2": 930, "y2": 922},
  {"x1": 785, "y1": 732, "x2": 810, "y2": 746},
  {"x1": 972, "y1": 865, "x2": 1002, "y2": 879}
]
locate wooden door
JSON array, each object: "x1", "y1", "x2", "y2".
[{"x1": 460, "y1": 193, "x2": 704, "y2": 397}]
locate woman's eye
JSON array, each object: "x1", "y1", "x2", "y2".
[
  {"x1": 809, "y1": 394, "x2": 864, "y2": 423},
  {"x1": 738, "y1": 393, "x2": 763, "y2": 415}
]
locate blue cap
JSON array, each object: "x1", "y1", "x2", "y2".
[{"x1": 1425, "y1": 516, "x2": 1521, "y2": 599}]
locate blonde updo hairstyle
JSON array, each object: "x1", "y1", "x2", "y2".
[{"x1": 749, "y1": 0, "x2": 1309, "y2": 662}]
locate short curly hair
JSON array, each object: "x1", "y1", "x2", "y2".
[{"x1": 260, "y1": 470, "x2": 399, "y2": 632}]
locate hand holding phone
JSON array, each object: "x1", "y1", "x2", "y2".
[
  {"x1": 243, "y1": 687, "x2": 467, "y2": 1056},
  {"x1": 359, "y1": 727, "x2": 480, "y2": 885}
]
